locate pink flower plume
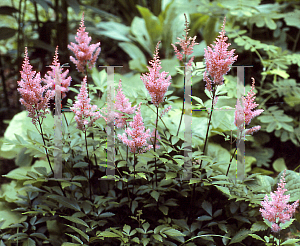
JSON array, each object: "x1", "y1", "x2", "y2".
[
  {"x1": 234, "y1": 78, "x2": 263, "y2": 134},
  {"x1": 70, "y1": 76, "x2": 104, "y2": 131},
  {"x1": 43, "y1": 46, "x2": 71, "y2": 99},
  {"x1": 17, "y1": 47, "x2": 52, "y2": 126},
  {"x1": 171, "y1": 13, "x2": 199, "y2": 67},
  {"x1": 114, "y1": 79, "x2": 137, "y2": 128},
  {"x1": 68, "y1": 12, "x2": 101, "y2": 73},
  {"x1": 118, "y1": 103, "x2": 153, "y2": 154},
  {"x1": 140, "y1": 41, "x2": 171, "y2": 107},
  {"x1": 203, "y1": 17, "x2": 238, "y2": 91},
  {"x1": 260, "y1": 170, "x2": 299, "y2": 233}
]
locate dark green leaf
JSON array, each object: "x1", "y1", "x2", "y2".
[
  {"x1": 0, "y1": 6, "x2": 18, "y2": 15},
  {"x1": 0, "y1": 26, "x2": 16, "y2": 41},
  {"x1": 65, "y1": 0, "x2": 80, "y2": 14},
  {"x1": 60, "y1": 215, "x2": 89, "y2": 228}
]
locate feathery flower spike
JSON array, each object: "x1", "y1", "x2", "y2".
[
  {"x1": 68, "y1": 12, "x2": 101, "y2": 73},
  {"x1": 43, "y1": 46, "x2": 71, "y2": 99},
  {"x1": 260, "y1": 170, "x2": 299, "y2": 233},
  {"x1": 203, "y1": 17, "x2": 238, "y2": 91},
  {"x1": 70, "y1": 76, "x2": 104, "y2": 131},
  {"x1": 141, "y1": 41, "x2": 171, "y2": 107},
  {"x1": 17, "y1": 47, "x2": 52, "y2": 126},
  {"x1": 234, "y1": 78, "x2": 264, "y2": 135},
  {"x1": 171, "y1": 13, "x2": 199, "y2": 67},
  {"x1": 114, "y1": 79, "x2": 137, "y2": 128},
  {"x1": 118, "y1": 103, "x2": 153, "y2": 154}
]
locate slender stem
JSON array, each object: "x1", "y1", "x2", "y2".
[
  {"x1": 199, "y1": 88, "x2": 216, "y2": 169},
  {"x1": 189, "y1": 87, "x2": 216, "y2": 222},
  {"x1": 37, "y1": 118, "x2": 54, "y2": 175},
  {"x1": 292, "y1": 29, "x2": 300, "y2": 53},
  {"x1": 154, "y1": 106, "x2": 159, "y2": 187},
  {"x1": 226, "y1": 148, "x2": 237, "y2": 176},
  {"x1": 130, "y1": 153, "x2": 136, "y2": 213},
  {"x1": 145, "y1": 103, "x2": 169, "y2": 133},
  {"x1": 84, "y1": 130, "x2": 92, "y2": 200},
  {"x1": 62, "y1": 111, "x2": 69, "y2": 127},
  {"x1": 37, "y1": 117, "x2": 66, "y2": 197},
  {"x1": 176, "y1": 76, "x2": 185, "y2": 137}
]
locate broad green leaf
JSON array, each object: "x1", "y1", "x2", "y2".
[
  {"x1": 118, "y1": 42, "x2": 147, "y2": 65},
  {"x1": 136, "y1": 5, "x2": 163, "y2": 43},
  {"x1": 272, "y1": 158, "x2": 287, "y2": 172},
  {"x1": 284, "y1": 9, "x2": 300, "y2": 28},
  {"x1": 130, "y1": 17, "x2": 152, "y2": 55},
  {"x1": 95, "y1": 21, "x2": 130, "y2": 41}
]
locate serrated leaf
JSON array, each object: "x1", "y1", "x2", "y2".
[
  {"x1": 249, "y1": 234, "x2": 265, "y2": 242},
  {"x1": 164, "y1": 228, "x2": 185, "y2": 237},
  {"x1": 202, "y1": 201, "x2": 212, "y2": 216},
  {"x1": 150, "y1": 190, "x2": 160, "y2": 202},
  {"x1": 215, "y1": 185, "x2": 231, "y2": 197},
  {"x1": 99, "y1": 231, "x2": 119, "y2": 237},
  {"x1": 250, "y1": 221, "x2": 269, "y2": 232},
  {"x1": 29, "y1": 232, "x2": 48, "y2": 240},
  {"x1": 66, "y1": 224, "x2": 89, "y2": 242},
  {"x1": 159, "y1": 205, "x2": 168, "y2": 215},
  {"x1": 229, "y1": 230, "x2": 251, "y2": 244},
  {"x1": 60, "y1": 215, "x2": 89, "y2": 228},
  {"x1": 153, "y1": 234, "x2": 163, "y2": 242},
  {"x1": 73, "y1": 162, "x2": 89, "y2": 168},
  {"x1": 22, "y1": 238, "x2": 36, "y2": 246},
  {"x1": 282, "y1": 238, "x2": 300, "y2": 245},
  {"x1": 197, "y1": 215, "x2": 212, "y2": 221},
  {"x1": 65, "y1": 233, "x2": 83, "y2": 244},
  {"x1": 123, "y1": 224, "x2": 131, "y2": 234},
  {"x1": 48, "y1": 195, "x2": 81, "y2": 211}
]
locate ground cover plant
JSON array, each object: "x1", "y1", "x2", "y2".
[{"x1": 1, "y1": 0, "x2": 300, "y2": 245}]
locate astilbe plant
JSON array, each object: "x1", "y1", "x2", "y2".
[
  {"x1": 203, "y1": 17, "x2": 238, "y2": 92},
  {"x1": 200, "y1": 17, "x2": 238, "y2": 168},
  {"x1": 260, "y1": 170, "x2": 299, "y2": 233},
  {"x1": 171, "y1": 13, "x2": 199, "y2": 67},
  {"x1": 114, "y1": 79, "x2": 137, "y2": 129},
  {"x1": 5, "y1": 12, "x2": 283, "y2": 246},
  {"x1": 117, "y1": 102, "x2": 153, "y2": 155},
  {"x1": 70, "y1": 76, "x2": 104, "y2": 132},
  {"x1": 234, "y1": 77, "x2": 264, "y2": 135},
  {"x1": 171, "y1": 13, "x2": 199, "y2": 136},
  {"x1": 140, "y1": 41, "x2": 171, "y2": 108},
  {"x1": 140, "y1": 40, "x2": 171, "y2": 186},
  {"x1": 43, "y1": 46, "x2": 72, "y2": 99},
  {"x1": 17, "y1": 47, "x2": 52, "y2": 127},
  {"x1": 68, "y1": 12, "x2": 101, "y2": 74}
]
